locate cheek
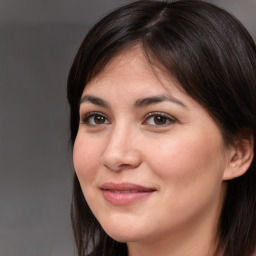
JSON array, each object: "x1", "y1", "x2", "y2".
[
  {"x1": 145, "y1": 131, "x2": 226, "y2": 188},
  {"x1": 73, "y1": 133, "x2": 101, "y2": 183},
  {"x1": 145, "y1": 132, "x2": 227, "y2": 224}
]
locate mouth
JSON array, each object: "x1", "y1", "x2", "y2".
[{"x1": 100, "y1": 182, "x2": 156, "y2": 206}]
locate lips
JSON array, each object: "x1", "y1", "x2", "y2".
[{"x1": 100, "y1": 182, "x2": 156, "y2": 206}]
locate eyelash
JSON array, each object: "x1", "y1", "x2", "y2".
[
  {"x1": 80, "y1": 112, "x2": 110, "y2": 126},
  {"x1": 80, "y1": 112, "x2": 176, "y2": 127},
  {"x1": 143, "y1": 112, "x2": 176, "y2": 127}
]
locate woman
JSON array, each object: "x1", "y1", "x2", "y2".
[{"x1": 67, "y1": 1, "x2": 256, "y2": 255}]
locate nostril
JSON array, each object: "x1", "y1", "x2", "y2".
[
  {"x1": 101, "y1": 129, "x2": 142, "y2": 171},
  {"x1": 102, "y1": 149, "x2": 141, "y2": 171},
  {"x1": 103, "y1": 160, "x2": 139, "y2": 172}
]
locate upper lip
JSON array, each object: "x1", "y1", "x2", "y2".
[{"x1": 100, "y1": 182, "x2": 156, "y2": 192}]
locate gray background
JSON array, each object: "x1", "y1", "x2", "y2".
[{"x1": 0, "y1": 1, "x2": 255, "y2": 256}]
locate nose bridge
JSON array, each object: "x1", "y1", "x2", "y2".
[{"x1": 102, "y1": 121, "x2": 141, "y2": 171}]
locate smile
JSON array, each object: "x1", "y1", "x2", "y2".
[
  {"x1": 110, "y1": 190, "x2": 142, "y2": 193},
  {"x1": 100, "y1": 182, "x2": 156, "y2": 206}
]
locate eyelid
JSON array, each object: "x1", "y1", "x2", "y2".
[
  {"x1": 143, "y1": 112, "x2": 176, "y2": 126},
  {"x1": 80, "y1": 111, "x2": 110, "y2": 125}
]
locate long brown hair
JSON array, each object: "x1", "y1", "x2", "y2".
[{"x1": 67, "y1": 1, "x2": 256, "y2": 255}]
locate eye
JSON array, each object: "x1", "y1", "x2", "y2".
[
  {"x1": 80, "y1": 112, "x2": 110, "y2": 126},
  {"x1": 143, "y1": 112, "x2": 175, "y2": 126}
]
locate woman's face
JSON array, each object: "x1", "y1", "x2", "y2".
[{"x1": 73, "y1": 46, "x2": 231, "y2": 250}]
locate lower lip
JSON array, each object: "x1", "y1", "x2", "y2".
[{"x1": 102, "y1": 190, "x2": 154, "y2": 206}]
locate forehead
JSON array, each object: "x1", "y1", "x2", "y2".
[
  {"x1": 84, "y1": 45, "x2": 182, "y2": 96},
  {"x1": 81, "y1": 46, "x2": 208, "y2": 118},
  {"x1": 90, "y1": 46, "x2": 153, "y2": 81}
]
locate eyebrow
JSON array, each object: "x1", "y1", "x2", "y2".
[
  {"x1": 80, "y1": 94, "x2": 186, "y2": 108},
  {"x1": 134, "y1": 95, "x2": 187, "y2": 108},
  {"x1": 80, "y1": 95, "x2": 110, "y2": 107}
]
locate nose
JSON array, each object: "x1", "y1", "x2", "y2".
[{"x1": 101, "y1": 125, "x2": 141, "y2": 171}]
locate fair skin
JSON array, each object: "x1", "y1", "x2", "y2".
[{"x1": 73, "y1": 46, "x2": 252, "y2": 256}]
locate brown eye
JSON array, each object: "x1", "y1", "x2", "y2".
[
  {"x1": 94, "y1": 115, "x2": 106, "y2": 124},
  {"x1": 81, "y1": 112, "x2": 110, "y2": 126},
  {"x1": 154, "y1": 116, "x2": 168, "y2": 125},
  {"x1": 143, "y1": 112, "x2": 176, "y2": 126}
]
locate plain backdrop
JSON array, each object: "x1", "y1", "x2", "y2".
[{"x1": 0, "y1": 1, "x2": 255, "y2": 256}]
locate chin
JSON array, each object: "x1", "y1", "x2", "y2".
[{"x1": 101, "y1": 225, "x2": 146, "y2": 243}]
